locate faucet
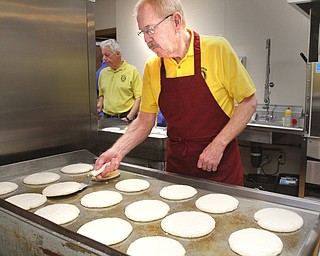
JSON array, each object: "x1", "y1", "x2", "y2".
[
  {"x1": 263, "y1": 38, "x2": 275, "y2": 115},
  {"x1": 260, "y1": 105, "x2": 277, "y2": 122}
]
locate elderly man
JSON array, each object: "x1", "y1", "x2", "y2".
[
  {"x1": 95, "y1": 0, "x2": 257, "y2": 186},
  {"x1": 97, "y1": 39, "x2": 142, "y2": 123}
]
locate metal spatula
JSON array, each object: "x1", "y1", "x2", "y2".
[{"x1": 79, "y1": 163, "x2": 109, "y2": 190}]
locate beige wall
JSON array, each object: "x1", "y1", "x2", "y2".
[
  {"x1": 225, "y1": 0, "x2": 308, "y2": 107},
  {"x1": 96, "y1": 0, "x2": 309, "y2": 107},
  {"x1": 95, "y1": 0, "x2": 116, "y2": 30}
]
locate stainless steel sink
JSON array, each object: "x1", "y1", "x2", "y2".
[
  {"x1": 248, "y1": 104, "x2": 304, "y2": 129},
  {"x1": 250, "y1": 112, "x2": 283, "y2": 126}
]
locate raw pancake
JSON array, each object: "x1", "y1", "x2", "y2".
[
  {"x1": 127, "y1": 236, "x2": 186, "y2": 256},
  {"x1": 35, "y1": 203, "x2": 80, "y2": 225},
  {"x1": 161, "y1": 211, "x2": 215, "y2": 238},
  {"x1": 5, "y1": 193, "x2": 47, "y2": 210},
  {"x1": 92, "y1": 169, "x2": 120, "y2": 181},
  {"x1": 42, "y1": 181, "x2": 81, "y2": 197},
  {"x1": 125, "y1": 200, "x2": 170, "y2": 222},
  {"x1": 23, "y1": 172, "x2": 60, "y2": 185},
  {"x1": 195, "y1": 193, "x2": 239, "y2": 214},
  {"x1": 0, "y1": 182, "x2": 18, "y2": 195},
  {"x1": 81, "y1": 190, "x2": 123, "y2": 208},
  {"x1": 77, "y1": 217, "x2": 132, "y2": 245},
  {"x1": 159, "y1": 184, "x2": 197, "y2": 200},
  {"x1": 115, "y1": 178, "x2": 150, "y2": 192},
  {"x1": 254, "y1": 207, "x2": 304, "y2": 232},
  {"x1": 60, "y1": 163, "x2": 93, "y2": 174},
  {"x1": 228, "y1": 228, "x2": 283, "y2": 256}
]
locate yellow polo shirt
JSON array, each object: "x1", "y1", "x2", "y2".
[
  {"x1": 99, "y1": 60, "x2": 142, "y2": 115},
  {"x1": 140, "y1": 29, "x2": 256, "y2": 118}
]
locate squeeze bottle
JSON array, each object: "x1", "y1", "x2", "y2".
[{"x1": 284, "y1": 107, "x2": 292, "y2": 127}]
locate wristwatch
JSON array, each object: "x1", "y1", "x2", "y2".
[{"x1": 125, "y1": 116, "x2": 132, "y2": 123}]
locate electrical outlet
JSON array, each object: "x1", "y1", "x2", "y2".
[{"x1": 278, "y1": 152, "x2": 286, "y2": 165}]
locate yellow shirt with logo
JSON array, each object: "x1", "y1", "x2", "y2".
[
  {"x1": 99, "y1": 60, "x2": 142, "y2": 115},
  {"x1": 140, "y1": 29, "x2": 256, "y2": 118}
]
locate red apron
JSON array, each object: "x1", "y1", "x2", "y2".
[{"x1": 158, "y1": 31, "x2": 243, "y2": 186}]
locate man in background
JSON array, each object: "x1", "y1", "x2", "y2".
[{"x1": 97, "y1": 39, "x2": 142, "y2": 123}]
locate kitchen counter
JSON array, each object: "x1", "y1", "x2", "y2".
[
  {"x1": 240, "y1": 122, "x2": 304, "y2": 145},
  {"x1": 98, "y1": 118, "x2": 167, "y2": 170},
  {"x1": 247, "y1": 122, "x2": 303, "y2": 132}
]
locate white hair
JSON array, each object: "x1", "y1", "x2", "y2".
[
  {"x1": 100, "y1": 39, "x2": 122, "y2": 54},
  {"x1": 134, "y1": 0, "x2": 186, "y2": 27}
]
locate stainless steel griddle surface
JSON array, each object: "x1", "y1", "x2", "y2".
[{"x1": 1, "y1": 150, "x2": 319, "y2": 256}]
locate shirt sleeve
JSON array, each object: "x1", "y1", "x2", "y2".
[{"x1": 140, "y1": 58, "x2": 161, "y2": 113}]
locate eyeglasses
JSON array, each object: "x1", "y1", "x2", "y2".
[{"x1": 137, "y1": 14, "x2": 173, "y2": 37}]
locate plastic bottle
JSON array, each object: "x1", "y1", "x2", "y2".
[{"x1": 284, "y1": 107, "x2": 292, "y2": 127}]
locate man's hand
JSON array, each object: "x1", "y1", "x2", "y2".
[
  {"x1": 97, "y1": 96, "x2": 104, "y2": 113},
  {"x1": 94, "y1": 150, "x2": 122, "y2": 180},
  {"x1": 197, "y1": 140, "x2": 224, "y2": 172}
]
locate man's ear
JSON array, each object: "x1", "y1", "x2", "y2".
[{"x1": 173, "y1": 12, "x2": 183, "y2": 29}]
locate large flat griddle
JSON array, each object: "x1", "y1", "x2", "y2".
[{"x1": 0, "y1": 150, "x2": 319, "y2": 256}]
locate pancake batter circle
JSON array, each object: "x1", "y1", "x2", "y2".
[
  {"x1": 60, "y1": 163, "x2": 93, "y2": 174},
  {"x1": 81, "y1": 190, "x2": 123, "y2": 208},
  {"x1": 161, "y1": 211, "x2": 215, "y2": 238},
  {"x1": 0, "y1": 182, "x2": 18, "y2": 195},
  {"x1": 115, "y1": 178, "x2": 150, "y2": 192},
  {"x1": 159, "y1": 184, "x2": 197, "y2": 200},
  {"x1": 77, "y1": 217, "x2": 133, "y2": 245},
  {"x1": 42, "y1": 181, "x2": 81, "y2": 197},
  {"x1": 254, "y1": 207, "x2": 304, "y2": 232},
  {"x1": 35, "y1": 203, "x2": 80, "y2": 225},
  {"x1": 5, "y1": 193, "x2": 47, "y2": 210},
  {"x1": 228, "y1": 228, "x2": 283, "y2": 256},
  {"x1": 127, "y1": 236, "x2": 186, "y2": 256},
  {"x1": 23, "y1": 172, "x2": 60, "y2": 185},
  {"x1": 125, "y1": 199, "x2": 170, "y2": 222},
  {"x1": 195, "y1": 193, "x2": 239, "y2": 214}
]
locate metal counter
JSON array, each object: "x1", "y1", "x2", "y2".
[
  {"x1": 98, "y1": 119, "x2": 167, "y2": 170},
  {"x1": 0, "y1": 150, "x2": 319, "y2": 255}
]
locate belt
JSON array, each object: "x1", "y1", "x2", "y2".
[{"x1": 104, "y1": 111, "x2": 130, "y2": 118}]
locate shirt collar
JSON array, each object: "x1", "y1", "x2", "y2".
[
  {"x1": 185, "y1": 28, "x2": 195, "y2": 58},
  {"x1": 109, "y1": 60, "x2": 127, "y2": 73},
  {"x1": 168, "y1": 28, "x2": 194, "y2": 65}
]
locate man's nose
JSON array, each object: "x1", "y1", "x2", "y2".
[{"x1": 144, "y1": 34, "x2": 153, "y2": 44}]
